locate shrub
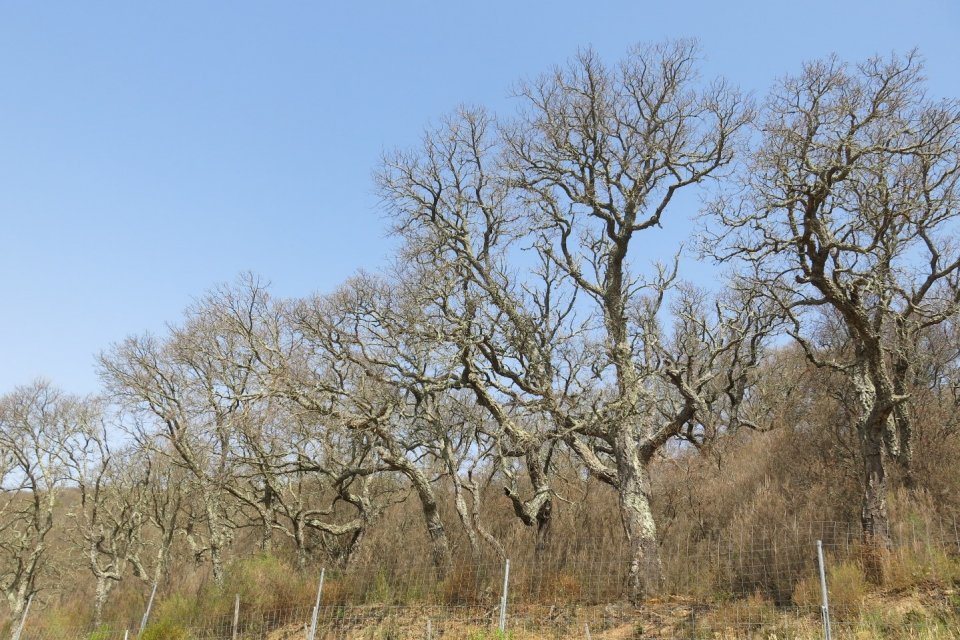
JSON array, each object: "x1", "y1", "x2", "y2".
[
  {"x1": 140, "y1": 620, "x2": 190, "y2": 640},
  {"x1": 793, "y1": 558, "x2": 869, "y2": 614},
  {"x1": 225, "y1": 553, "x2": 316, "y2": 614},
  {"x1": 709, "y1": 591, "x2": 778, "y2": 632},
  {"x1": 440, "y1": 565, "x2": 485, "y2": 606},
  {"x1": 883, "y1": 546, "x2": 960, "y2": 592}
]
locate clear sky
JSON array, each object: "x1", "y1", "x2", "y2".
[{"x1": 1, "y1": 1, "x2": 957, "y2": 395}]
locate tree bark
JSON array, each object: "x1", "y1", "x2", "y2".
[
  {"x1": 415, "y1": 481, "x2": 453, "y2": 579},
  {"x1": 616, "y1": 433, "x2": 662, "y2": 603},
  {"x1": 381, "y1": 450, "x2": 453, "y2": 579},
  {"x1": 259, "y1": 485, "x2": 275, "y2": 553},
  {"x1": 341, "y1": 525, "x2": 366, "y2": 569},
  {"x1": 534, "y1": 499, "x2": 553, "y2": 562},
  {"x1": 861, "y1": 410, "x2": 892, "y2": 583},
  {"x1": 6, "y1": 582, "x2": 30, "y2": 635},
  {"x1": 293, "y1": 520, "x2": 308, "y2": 572},
  {"x1": 891, "y1": 350, "x2": 915, "y2": 489},
  {"x1": 210, "y1": 538, "x2": 226, "y2": 586},
  {"x1": 860, "y1": 400, "x2": 891, "y2": 585},
  {"x1": 93, "y1": 575, "x2": 111, "y2": 627}
]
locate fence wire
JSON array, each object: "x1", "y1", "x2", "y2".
[{"x1": 13, "y1": 517, "x2": 960, "y2": 639}]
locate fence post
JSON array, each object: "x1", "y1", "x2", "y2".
[
  {"x1": 138, "y1": 580, "x2": 158, "y2": 637},
  {"x1": 816, "y1": 540, "x2": 833, "y2": 640},
  {"x1": 426, "y1": 618, "x2": 432, "y2": 640},
  {"x1": 124, "y1": 631, "x2": 129, "y2": 640},
  {"x1": 232, "y1": 593, "x2": 240, "y2": 640},
  {"x1": 307, "y1": 567, "x2": 326, "y2": 640},
  {"x1": 584, "y1": 623, "x2": 592, "y2": 639},
  {"x1": 498, "y1": 558, "x2": 511, "y2": 633},
  {"x1": 11, "y1": 594, "x2": 33, "y2": 640}
]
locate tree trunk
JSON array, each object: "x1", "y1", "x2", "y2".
[
  {"x1": 891, "y1": 353, "x2": 915, "y2": 489},
  {"x1": 341, "y1": 525, "x2": 366, "y2": 569},
  {"x1": 616, "y1": 433, "x2": 662, "y2": 603},
  {"x1": 383, "y1": 452, "x2": 453, "y2": 578},
  {"x1": 452, "y1": 488, "x2": 480, "y2": 556},
  {"x1": 153, "y1": 531, "x2": 173, "y2": 587},
  {"x1": 861, "y1": 410, "x2": 892, "y2": 584},
  {"x1": 861, "y1": 424, "x2": 890, "y2": 540},
  {"x1": 210, "y1": 540, "x2": 225, "y2": 586},
  {"x1": 293, "y1": 521, "x2": 308, "y2": 572},
  {"x1": 260, "y1": 486, "x2": 275, "y2": 553},
  {"x1": 6, "y1": 583, "x2": 30, "y2": 636},
  {"x1": 259, "y1": 516, "x2": 274, "y2": 554},
  {"x1": 93, "y1": 575, "x2": 111, "y2": 627},
  {"x1": 416, "y1": 484, "x2": 453, "y2": 579},
  {"x1": 534, "y1": 498, "x2": 553, "y2": 562},
  {"x1": 444, "y1": 442, "x2": 482, "y2": 557}
]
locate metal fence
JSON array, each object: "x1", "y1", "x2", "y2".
[{"x1": 12, "y1": 518, "x2": 960, "y2": 639}]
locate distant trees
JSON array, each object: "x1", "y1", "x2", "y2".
[
  {"x1": 100, "y1": 326, "x2": 243, "y2": 586},
  {"x1": 65, "y1": 421, "x2": 149, "y2": 626},
  {"x1": 0, "y1": 382, "x2": 96, "y2": 630}
]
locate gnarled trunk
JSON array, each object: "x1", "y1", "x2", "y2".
[
  {"x1": 210, "y1": 540, "x2": 225, "y2": 585},
  {"x1": 861, "y1": 409, "x2": 892, "y2": 584},
  {"x1": 534, "y1": 498, "x2": 553, "y2": 562},
  {"x1": 616, "y1": 431, "x2": 662, "y2": 603},
  {"x1": 861, "y1": 420, "x2": 891, "y2": 543},
  {"x1": 852, "y1": 352, "x2": 894, "y2": 583},
  {"x1": 93, "y1": 575, "x2": 112, "y2": 627},
  {"x1": 381, "y1": 450, "x2": 452, "y2": 578},
  {"x1": 414, "y1": 480, "x2": 453, "y2": 579}
]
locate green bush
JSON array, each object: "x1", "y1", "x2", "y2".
[
  {"x1": 224, "y1": 553, "x2": 315, "y2": 614},
  {"x1": 84, "y1": 628, "x2": 113, "y2": 640},
  {"x1": 140, "y1": 620, "x2": 190, "y2": 640}
]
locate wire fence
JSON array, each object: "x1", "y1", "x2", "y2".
[{"x1": 12, "y1": 517, "x2": 960, "y2": 639}]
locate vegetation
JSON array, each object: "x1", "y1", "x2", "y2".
[{"x1": 2, "y1": 41, "x2": 959, "y2": 637}]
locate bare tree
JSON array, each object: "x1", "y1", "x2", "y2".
[
  {"x1": 173, "y1": 278, "x2": 402, "y2": 572},
  {"x1": 100, "y1": 328, "x2": 243, "y2": 585},
  {"x1": 287, "y1": 277, "x2": 460, "y2": 577},
  {"x1": 65, "y1": 421, "x2": 148, "y2": 626},
  {"x1": 136, "y1": 439, "x2": 188, "y2": 587},
  {"x1": 0, "y1": 382, "x2": 93, "y2": 630},
  {"x1": 379, "y1": 105, "x2": 580, "y2": 563},
  {"x1": 706, "y1": 51, "x2": 960, "y2": 553},
  {"x1": 380, "y1": 40, "x2": 758, "y2": 600}
]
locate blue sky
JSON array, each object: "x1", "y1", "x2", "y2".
[{"x1": 1, "y1": 1, "x2": 957, "y2": 395}]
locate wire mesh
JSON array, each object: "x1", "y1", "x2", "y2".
[{"x1": 13, "y1": 517, "x2": 960, "y2": 639}]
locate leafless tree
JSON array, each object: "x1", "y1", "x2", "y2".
[
  {"x1": 135, "y1": 439, "x2": 188, "y2": 587},
  {"x1": 380, "y1": 40, "x2": 760, "y2": 600},
  {"x1": 379, "y1": 104, "x2": 581, "y2": 563},
  {"x1": 64, "y1": 420, "x2": 149, "y2": 626},
  {"x1": 286, "y1": 277, "x2": 461, "y2": 577},
  {"x1": 0, "y1": 382, "x2": 93, "y2": 630},
  {"x1": 100, "y1": 327, "x2": 243, "y2": 585},
  {"x1": 202, "y1": 277, "x2": 407, "y2": 570},
  {"x1": 706, "y1": 51, "x2": 960, "y2": 552}
]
